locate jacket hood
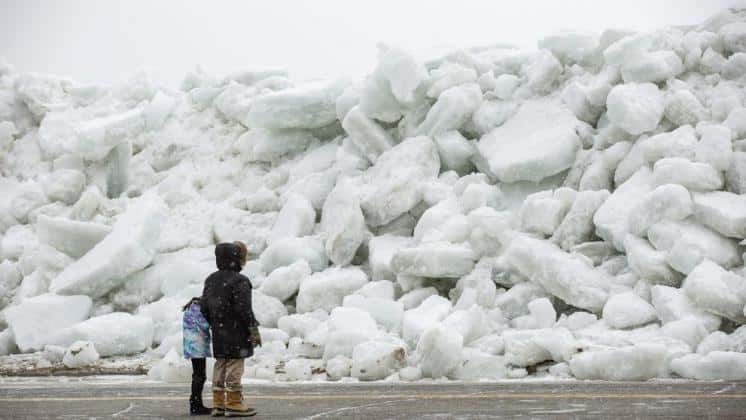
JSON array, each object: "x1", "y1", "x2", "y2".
[{"x1": 215, "y1": 243, "x2": 242, "y2": 271}]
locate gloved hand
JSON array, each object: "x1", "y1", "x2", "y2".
[{"x1": 250, "y1": 326, "x2": 262, "y2": 348}]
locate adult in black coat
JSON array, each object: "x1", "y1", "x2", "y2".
[
  {"x1": 200, "y1": 242, "x2": 258, "y2": 359},
  {"x1": 201, "y1": 242, "x2": 260, "y2": 416}
]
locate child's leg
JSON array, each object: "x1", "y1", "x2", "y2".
[{"x1": 191, "y1": 358, "x2": 207, "y2": 398}]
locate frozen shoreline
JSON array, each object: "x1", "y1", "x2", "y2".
[{"x1": 2, "y1": 8, "x2": 746, "y2": 383}]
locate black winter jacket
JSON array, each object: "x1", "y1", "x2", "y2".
[{"x1": 200, "y1": 243, "x2": 258, "y2": 359}]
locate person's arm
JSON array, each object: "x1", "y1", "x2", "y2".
[
  {"x1": 235, "y1": 275, "x2": 258, "y2": 328},
  {"x1": 200, "y1": 282, "x2": 211, "y2": 325}
]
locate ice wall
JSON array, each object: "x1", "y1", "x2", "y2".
[{"x1": 1, "y1": 9, "x2": 746, "y2": 381}]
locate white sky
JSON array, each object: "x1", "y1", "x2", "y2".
[{"x1": 1, "y1": 0, "x2": 745, "y2": 87}]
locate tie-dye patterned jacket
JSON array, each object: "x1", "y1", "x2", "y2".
[{"x1": 182, "y1": 301, "x2": 211, "y2": 359}]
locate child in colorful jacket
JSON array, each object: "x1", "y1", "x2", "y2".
[{"x1": 183, "y1": 297, "x2": 212, "y2": 415}]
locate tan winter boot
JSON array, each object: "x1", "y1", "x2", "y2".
[
  {"x1": 224, "y1": 389, "x2": 256, "y2": 417},
  {"x1": 211, "y1": 388, "x2": 226, "y2": 417}
]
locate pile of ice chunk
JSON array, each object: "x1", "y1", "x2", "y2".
[{"x1": 2, "y1": 8, "x2": 746, "y2": 382}]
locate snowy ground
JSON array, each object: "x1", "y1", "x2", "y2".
[
  {"x1": 2, "y1": 8, "x2": 746, "y2": 383},
  {"x1": 1, "y1": 376, "x2": 745, "y2": 419}
]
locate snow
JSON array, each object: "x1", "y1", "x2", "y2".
[
  {"x1": 539, "y1": 31, "x2": 598, "y2": 64},
  {"x1": 620, "y1": 51, "x2": 683, "y2": 83},
  {"x1": 325, "y1": 355, "x2": 352, "y2": 380},
  {"x1": 665, "y1": 90, "x2": 708, "y2": 127},
  {"x1": 477, "y1": 100, "x2": 580, "y2": 183},
  {"x1": 2, "y1": 9, "x2": 746, "y2": 382},
  {"x1": 376, "y1": 46, "x2": 427, "y2": 105},
  {"x1": 651, "y1": 285, "x2": 721, "y2": 332},
  {"x1": 415, "y1": 324, "x2": 463, "y2": 379},
  {"x1": 504, "y1": 235, "x2": 609, "y2": 312},
  {"x1": 643, "y1": 126, "x2": 699, "y2": 165},
  {"x1": 525, "y1": 50, "x2": 562, "y2": 94},
  {"x1": 41, "y1": 169, "x2": 86, "y2": 205},
  {"x1": 36, "y1": 215, "x2": 111, "y2": 258},
  {"x1": 62, "y1": 340, "x2": 99, "y2": 368},
  {"x1": 391, "y1": 241, "x2": 476, "y2": 278},
  {"x1": 512, "y1": 298, "x2": 557, "y2": 330},
  {"x1": 727, "y1": 152, "x2": 746, "y2": 194},
  {"x1": 433, "y1": 131, "x2": 475, "y2": 174},
  {"x1": 594, "y1": 167, "x2": 655, "y2": 251},
  {"x1": 495, "y1": 282, "x2": 548, "y2": 319},
  {"x1": 1, "y1": 224, "x2": 38, "y2": 260},
  {"x1": 296, "y1": 267, "x2": 368, "y2": 313},
  {"x1": 268, "y1": 193, "x2": 315, "y2": 244},
  {"x1": 148, "y1": 348, "x2": 192, "y2": 383},
  {"x1": 359, "y1": 136, "x2": 440, "y2": 227},
  {"x1": 725, "y1": 107, "x2": 746, "y2": 138},
  {"x1": 49, "y1": 195, "x2": 165, "y2": 298},
  {"x1": 661, "y1": 316, "x2": 708, "y2": 349},
  {"x1": 683, "y1": 260, "x2": 746, "y2": 324},
  {"x1": 9, "y1": 181, "x2": 47, "y2": 224},
  {"x1": 720, "y1": 22, "x2": 746, "y2": 53},
  {"x1": 260, "y1": 260, "x2": 310, "y2": 302},
  {"x1": 344, "y1": 294, "x2": 403, "y2": 334},
  {"x1": 492, "y1": 74, "x2": 520, "y2": 99},
  {"x1": 443, "y1": 305, "x2": 491, "y2": 344},
  {"x1": 452, "y1": 348, "x2": 507, "y2": 380},
  {"x1": 398, "y1": 287, "x2": 438, "y2": 310},
  {"x1": 402, "y1": 295, "x2": 452, "y2": 347},
  {"x1": 252, "y1": 291, "x2": 288, "y2": 328},
  {"x1": 603, "y1": 32, "x2": 654, "y2": 67},
  {"x1": 245, "y1": 79, "x2": 347, "y2": 129},
  {"x1": 654, "y1": 159, "x2": 722, "y2": 194},
  {"x1": 602, "y1": 292, "x2": 658, "y2": 329},
  {"x1": 427, "y1": 62, "x2": 477, "y2": 98},
  {"x1": 503, "y1": 327, "x2": 577, "y2": 367},
  {"x1": 722, "y1": 52, "x2": 746, "y2": 79},
  {"x1": 51, "y1": 312, "x2": 154, "y2": 357},
  {"x1": 671, "y1": 351, "x2": 746, "y2": 380},
  {"x1": 277, "y1": 313, "x2": 325, "y2": 340},
  {"x1": 284, "y1": 358, "x2": 314, "y2": 381},
  {"x1": 691, "y1": 191, "x2": 746, "y2": 238},
  {"x1": 259, "y1": 236, "x2": 328, "y2": 273},
  {"x1": 569, "y1": 344, "x2": 667, "y2": 380},
  {"x1": 624, "y1": 235, "x2": 682, "y2": 286},
  {"x1": 341, "y1": 106, "x2": 393, "y2": 164},
  {"x1": 240, "y1": 128, "x2": 316, "y2": 163},
  {"x1": 351, "y1": 340, "x2": 406, "y2": 381},
  {"x1": 368, "y1": 235, "x2": 413, "y2": 282},
  {"x1": 320, "y1": 181, "x2": 366, "y2": 266},
  {"x1": 697, "y1": 331, "x2": 732, "y2": 354},
  {"x1": 606, "y1": 83, "x2": 665, "y2": 135},
  {"x1": 551, "y1": 190, "x2": 609, "y2": 250},
  {"x1": 648, "y1": 220, "x2": 740, "y2": 275},
  {"x1": 4, "y1": 293, "x2": 92, "y2": 352},
  {"x1": 628, "y1": 184, "x2": 693, "y2": 237},
  {"x1": 519, "y1": 191, "x2": 571, "y2": 236}
]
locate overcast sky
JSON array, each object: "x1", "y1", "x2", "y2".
[{"x1": 1, "y1": 0, "x2": 744, "y2": 87}]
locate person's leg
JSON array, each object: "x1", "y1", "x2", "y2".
[
  {"x1": 224, "y1": 358, "x2": 245, "y2": 391},
  {"x1": 189, "y1": 358, "x2": 210, "y2": 415},
  {"x1": 224, "y1": 358, "x2": 255, "y2": 417},
  {"x1": 211, "y1": 359, "x2": 227, "y2": 416},
  {"x1": 191, "y1": 358, "x2": 207, "y2": 398},
  {"x1": 212, "y1": 358, "x2": 226, "y2": 389}
]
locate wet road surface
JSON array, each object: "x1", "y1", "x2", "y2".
[{"x1": 0, "y1": 376, "x2": 744, "y2": 419}]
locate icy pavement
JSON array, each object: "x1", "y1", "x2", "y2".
[{"x1": 0, "y1": 377, "x2": 744, "y2": 419}]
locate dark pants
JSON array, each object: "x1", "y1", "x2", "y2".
[{"x1": 191, "y1": 358, "x2": 207, "y2": 399}]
